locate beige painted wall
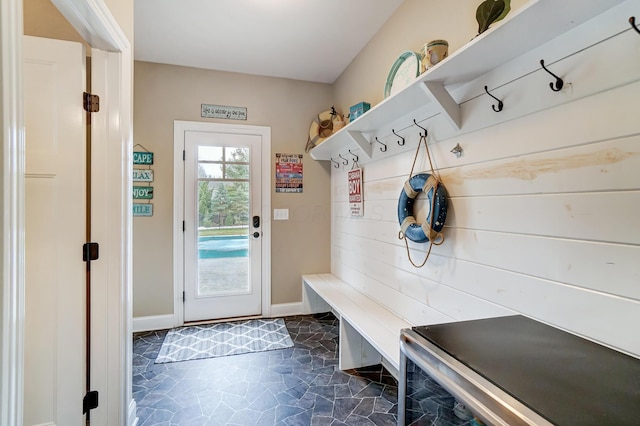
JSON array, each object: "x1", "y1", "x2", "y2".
[
  {"x1": 23, "y1": 0, "x2": 132, "y2": 48},
  {"x1": 133, "y1": 61, "x2": 332, "y2": 317},
  {"x1": 332, "y1": 0, "x2": 528, "y2": 116}
]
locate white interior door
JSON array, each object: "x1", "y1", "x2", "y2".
[
  {"x1": 183, "y1": 126, "x2": 264, "y2": 322},
  {"x1": 23, "y1": 35, "x2": 86, "y2": 425}
]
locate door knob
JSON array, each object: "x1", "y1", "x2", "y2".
[{"x1": 252, "y1": 232, "x2": 260, "y2": 238}]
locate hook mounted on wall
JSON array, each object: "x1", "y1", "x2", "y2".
[
  {"x1": 348, "y1": 149, "x2": 359, "y2": 163},
  {"x1": 392, "y1": 129, "x2": 405, "y2": 146},
  {"x1": 330, "y1": 158, "x2": 340, "y2": 168},
  {"x1": 413, "y1": 119, "x2": 428, "y2": 138},
  {"x1": 540, "y1": 59, "x2": 564, "y2": 92},
  {"x1": 375, "y1": 137, "x2": 388, "y2": 153},
  {"x1": 450, "y1": 143, "x2": 463, "y2": 158},
  {"x1": 338, "y1": 154, "x2": 349, "y2": 165},
  {"x1": 630, "y1": 16, "x2": 640, "y2": 34},
  {"x1": 484, "y1": 85, "x2": 504, "y2": 112}
]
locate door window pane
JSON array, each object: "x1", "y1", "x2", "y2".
[{"x1": 197, "y1": 179, "x2": 249, "y2": 296}]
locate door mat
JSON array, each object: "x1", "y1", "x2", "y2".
[{"x1": 155, "y1": 318, "x2": 294, "y2": 364}]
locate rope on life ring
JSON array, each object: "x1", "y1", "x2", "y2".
[
  {"x1": 397, "y1": 173, "x2": 447, "y2": 244},
  {"x1": 305, "y1": 108, "x2": 336, "y2": 152},
  {"x1": 397, "y1": 126, "x2": 448, "y2": 268}
]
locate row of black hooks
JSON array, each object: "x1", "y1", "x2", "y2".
[
  {"x1": 373, "y1": 120, "x2": 429, "y2": 153},
  {"x1": 484, "y1": 58, "x2": 564, "y2": 113},
  {"x1": 486, "y1": 13, "x2": 640, "y2": 113},
  {"x1": 330, "y1": 149, "x2": 359, "y2": 168},
  {"x1": 330, "y1": 119, "x2": 430, "y2": 167}
]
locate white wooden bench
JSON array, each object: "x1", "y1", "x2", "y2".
[{"x1": 302, "y1": 273, "x2": 411, "y2": 377}]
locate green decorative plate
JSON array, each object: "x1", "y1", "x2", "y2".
[{"x1": 384, "y1": 51, "x2": 421, "y2": 98}]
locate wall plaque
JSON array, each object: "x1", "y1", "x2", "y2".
[{"x1": 201, "y1": 104, "x2": 247, "y2": 120}]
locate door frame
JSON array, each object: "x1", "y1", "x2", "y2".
[
  {"x1": 0, "y1": 0, "x2": 134, "y2": 424},
  {"x1": 174, "y1": 120, "x2": 272, "y2": 326}
]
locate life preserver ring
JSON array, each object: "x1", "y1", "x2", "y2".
[
  {"x1": 397, "y1": 173, "x2": 447, "y2": 243},
  {"x1": 306, "y1": 110, "x2": 335, "y2": 151}
]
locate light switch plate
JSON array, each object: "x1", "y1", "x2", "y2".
[{"x1": 274, "y1": 209, "x2": 289, "y2": 220}]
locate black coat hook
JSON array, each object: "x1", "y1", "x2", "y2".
[
  {"x1": 338, "y1": 154, "x2": 349, "y2": 165},
  {"x1": 540, "y1": 59, "x2": 564, "y2": 92},
  {"x1": 348, "y1": 149, "x2": 359, "y2": 163},
  {"x1": 413, "y1": 119, "x2": 428, "y2": 138},
  {"x1": 330, "y1": 158, "x2": 340, "y2": 168},
  {"x1": 392, "y1": 129, "x2": 405, "y2": 146},
  {"x1": 375, "y1": 137, "x2": 387, "y2": 152},
  {"x1": 484, "y1": 85, "x2": 504, "y2": 112},
  {"x1": 630, "y1": 16, "x2": 640, "y2": 35}
]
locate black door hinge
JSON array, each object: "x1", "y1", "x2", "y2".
[
  {"x1": 83, "y1": 242, "x2": 99, "y2": 262},
  {"x1": 183, "y1": 150, "x2": 186, "y2": 161},
  {"x1": 83, "y1": 92, "x2": 100, "y2": 113},
  {"x1": 83, "y1": 390, "x2": 99, "y2": 414},
  {"x1": 183, "y1": 291, "x2": 185, "y2": 303},
  {"x1": 182, "y1": 221, "x2": 185, "y2": 232}
]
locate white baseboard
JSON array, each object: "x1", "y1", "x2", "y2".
[
  {"x1": 132, "y1": 314, "x2": 176, "y2": 332},
  {"x1": 128, "y1": 398, "x2": 138, "y2": 426},
  {"x1": 133, "y1": 304, "x2": 311, "y2": 332},
  {"x1": 269, "y1": 302, "x2": 303, "y2": 318}
]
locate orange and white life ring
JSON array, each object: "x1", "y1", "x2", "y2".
[{"x1": 305, "y1": 110, "x2": 335, "y2": 152}]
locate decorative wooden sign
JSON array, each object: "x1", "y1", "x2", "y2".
[
  {"x1": 133, "y1": 169, "x2": 154, "y2": 182},
  {"x1": 201, "y1": 104, "x2": 247, "y2": 120},
  {"x1": 133, "y1": 151, "x2": 154, "y2": 165},
  {"x1": 133, "y1": 203, "x2": 153, "y2": 217}
]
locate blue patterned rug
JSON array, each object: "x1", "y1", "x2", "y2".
[{"x1": 155, "y1": 318, "x2": 294, "y2": 363}]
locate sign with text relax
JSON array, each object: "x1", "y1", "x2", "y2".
[{"x1": 133, "y1": 169, "x2": 154, "y2": 182}]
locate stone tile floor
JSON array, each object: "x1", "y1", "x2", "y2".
[{"x1": 133, "y1": 313, "x2": 467, "y2": 425}]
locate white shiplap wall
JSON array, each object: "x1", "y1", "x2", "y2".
[{"x1": 330, "y1": 6, "x2": 640, "y2": 358}]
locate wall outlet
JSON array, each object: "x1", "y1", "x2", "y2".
[{"x1": 274, "y1": 209, "x2": 289, "y2": 220}]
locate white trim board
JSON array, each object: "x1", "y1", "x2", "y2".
[
  {"x1": 132, "y1": 315, "x2": 175, "y2": 333},
  {"x1": 1, "y1": 0, "x2": 134, "y2": 424}
]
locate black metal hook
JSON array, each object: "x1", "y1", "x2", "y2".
[
  {"x1": 330, "y1": 158, "x2": 340, "y2": 168},
  {"x1": 413, "y1": 119, "x2": 428, "y2": 138},
  {"x1": 540, "y1": 59, "x2": 564, "y2": 92},
  {"x1": 484, "y1": 85, "x2": 504, "y2": 112},
  {"x1": 375, "y1": 137, "x2": 387, "y2": 152},
  {"x1": 348, "y1": 149, "x2": 359, "y2": 163},
  {"x1": 392, "y1": 129, "x2": 405, "y2": 146},
  {"x1": 630, "y1": 16, "x2": 640, "y2": 35},
  {"x1": 338, "y1": 154, "x2": 349, "y2": 165}
]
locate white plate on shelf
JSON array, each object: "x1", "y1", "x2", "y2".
[{"x1": 384, "y1": 51, "x2": 421, "y2": 98}]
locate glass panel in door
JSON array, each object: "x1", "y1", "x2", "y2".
[{"x1": 184, "y1": 130, "x2": 262, "y2": 322}]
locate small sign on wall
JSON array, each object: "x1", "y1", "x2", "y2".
[
  {"x1": 201, "y1": 104, "x2": 247, "y2": 120},
  {"x1": 133, "y1": 203, "x2": 153, "y2": 217},
  {"x1": 133, "y1": 151, "x2": 154, "y2": 165},
  {"x1": 133, "y1": 186, "x2": 154, "y2": 200},
  {"x1": 348, "y1": 167, "x2": 364, "y2": 216},
  {"x1": 275, "y1": 153, "x2": 303, "y2": 193},
  {"x1": 133, "y1": 169, "x2": 154, "y2": 182}
]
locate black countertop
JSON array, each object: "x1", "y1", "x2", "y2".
[{"x1": 413, "y1": 315, "x2": 640, "y2": 425}]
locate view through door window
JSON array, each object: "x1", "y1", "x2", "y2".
[{"x1": 197, "y1": 145, "x2": 250, "y2": 296}]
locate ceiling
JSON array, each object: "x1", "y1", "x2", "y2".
[{"x1": 134, "y1": 0, "x2": 404, "y2": 84}]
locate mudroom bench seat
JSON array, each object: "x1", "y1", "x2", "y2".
[{"x1": 302, "y1": 273, "x2": 411, "y2": 377}]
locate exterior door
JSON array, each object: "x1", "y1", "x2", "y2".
[
  {"x1": 182, "y1": 126, "x2": 264, "y2": 321},
  {"x1": 23, "y1": 36, "x2": 86, "y2": 425}
]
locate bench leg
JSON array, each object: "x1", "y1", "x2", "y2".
[
  {"x1": 302, "y1": 280, "x2": 332, "y2": 314},
  {"x1": 339, "y1": 319, "x2": 382, "y2": 370}
]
